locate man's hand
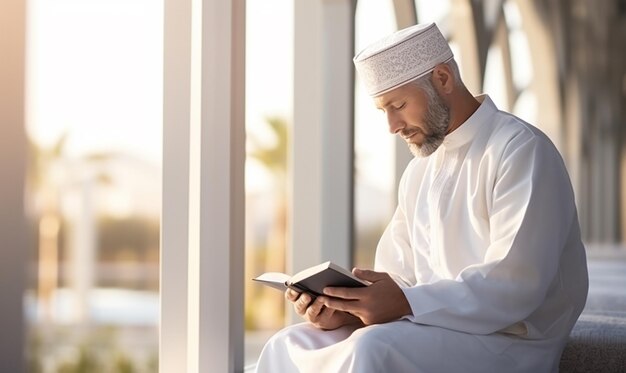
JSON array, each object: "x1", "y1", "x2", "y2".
[
  {"x1": 320, "y1": 268, "x2": 413, "y2": 325},
  {"x1": 285, "y1": 289, "x2": 362, "y2": 330}
]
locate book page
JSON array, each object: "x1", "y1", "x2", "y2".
[{"x1": 252, "y1": 272, "x2": 291, "y2": 292}]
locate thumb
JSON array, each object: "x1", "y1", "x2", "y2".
[{"x1": 352, "y1": 268, "x2": 388, "y2": 282}]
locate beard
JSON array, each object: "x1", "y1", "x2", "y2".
[{"x1": 404, "y1": 87, "x2": 450, "y2": 157}]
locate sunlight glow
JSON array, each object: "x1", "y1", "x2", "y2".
[{"x1": 26, "y1": 0, "x2": 163, "y2": 164}]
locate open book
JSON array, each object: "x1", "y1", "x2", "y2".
[{"x1": 253, "y1": 261, "x2": 369, "y2": 297}]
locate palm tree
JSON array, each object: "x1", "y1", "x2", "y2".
[
  {"x1": 27, "y1": 134, "x2": 67, "y2": 323},
  {"x1": 247, "y1": 116, "x2": 289, "y2": 329}
]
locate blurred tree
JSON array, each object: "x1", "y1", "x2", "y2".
[
  {"x1": 247, "y1": 116, "x2": 289, "y2": 329},
  {"x1": 113, "y1": 352, "x2": 137, "y2": 373},
  {"x1": 27, "y1": 134, "x2": 67, "y2": 323},
  {"x1": 57, "y1": 346, "x2": 100, "y2": 373},
  {"x1": 249, "y1": 117, "x2": 289, "y2": 175}
]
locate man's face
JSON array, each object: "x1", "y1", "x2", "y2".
[{"x1": 374, "y1": 81, "x2": 450, "y2": 157}]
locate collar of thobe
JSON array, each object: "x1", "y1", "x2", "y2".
[{"x1": 442, "y1": 94, "x2": 496, "y2": 150}]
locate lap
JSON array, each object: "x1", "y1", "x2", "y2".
[{"x1": 256, "y1": 321, "x2": 561, "y2": 373}]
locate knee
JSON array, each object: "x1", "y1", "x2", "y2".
[
  {"x1": 349, "y1": 326, "x2": 390, "y2": 362},
  {"x1": 263, "y1": 323, "x2": 324, "y2": 351},
  {"x1": 256, "y1": 325, "x2": 306, "y2": 372},
  {"x1": 264, "y1": 323, "x2": 302, "y2": 349}
]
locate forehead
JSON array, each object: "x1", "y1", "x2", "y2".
[{"x1": 373, "y1": 83, "x2": 423, "y2": 109}]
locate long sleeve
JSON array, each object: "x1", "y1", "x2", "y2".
[{"x1": 401, "y1": 133, "x2": 579, "y2": 336}]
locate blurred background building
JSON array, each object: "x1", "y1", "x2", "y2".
[{"x1": 1, "y1": 0, "x2": 624, "y2": 372}]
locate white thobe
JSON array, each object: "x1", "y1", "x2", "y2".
[{"x1": 256, "y1": 95, "x2": 589, "y2": 373}]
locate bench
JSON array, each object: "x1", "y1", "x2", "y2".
[{"x1": 560, "y1": 250, "x2": 626, "y2": 372}]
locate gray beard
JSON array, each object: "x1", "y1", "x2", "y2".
[{"x1": 408, "y1": 91, "x2": 450, "y2": 157}]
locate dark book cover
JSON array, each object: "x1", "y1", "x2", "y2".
[{"x1": 253, "y1": 261, "x2": 368, "y2": 297}]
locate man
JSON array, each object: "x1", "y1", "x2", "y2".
[{"x1": 255, "y1": 23, "x2": 588, "y2": 373}]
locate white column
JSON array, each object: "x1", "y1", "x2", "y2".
[
  {"x1": 160, "y1": 0, "x2": 192, "y2": 370},
  {"x1": 564, "y1": 75, "x2": 583, "y2": 214},
  {"x1": 394, "y1": 132, "x2": 415, "y2": 193},
  {"x1": 0, "y1": 0, "x2": 27, "y2": 370},
  {"x1": 391, "y1": 0, "x2": 417, "y2": 200},
  {"x1": 70, "y1": 178, "x2": 96, "y2": 324},
  {"x1": 515, "y1": 0, "x2": 563, "y2": 151},
  {"x1": 160, "y1": 0, "x2": 245, "y2": 371},
  {"x1": 391, "y1": 0, "x2": 417, "y2": 29},
  {"x1": 451, "y1": 0, "x2": 483, "y2": 94},
  {"x1": 290, "y1": 0, "x2": 355, "y2": 276},
  {"x1": 188, "y1": 0, "x2": 245, "y2": 371}
]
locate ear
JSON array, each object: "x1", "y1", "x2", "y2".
[{"x1": 431, "y1": 64, "x2": 455, "y2": 95}]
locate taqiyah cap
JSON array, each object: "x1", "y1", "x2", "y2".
[{"x1": 354, "y1": 23, "x2": 453, "y2": 97}]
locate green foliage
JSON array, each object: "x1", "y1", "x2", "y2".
[
  {"x1": 249, "y1": 116, "x2": 289, "y2": 175},
  {"x1": 27, "y1": 132, "x2": 68, "y2": 190},
  {"x1": 113, "y1": 352, "x2": 137, "y2": 373},
  {"x1": 28, "y1": 326, "x2": 156, "y2": 373},
  {"x1": 145, "y1": 352, "x2": 158, "y2": 373},
  {"x1": 57, "y1": 347, "x2": 101, "y2": 373}
]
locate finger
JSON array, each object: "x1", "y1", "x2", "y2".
[
  {"x1": 294, "y1": 293, "x2": 312, "y2": 315},
  {"x1": 285, "y1": 288, "x2": 300, "y2": 302},
  {"x1": 315, "y1": 304, "x2": 338, "y2": 327},
  {"x1": 305, "y1": 298, "x2": 325, "y2": 320},
  {"x1": 323, "y1": 286, "x2": 367, "y2": 300},
  {"x1": 320, "y1": 296, "x2": 359, "y2": 314},
  {"x1": 352, "y1": 268, "x2": 387, "y2": 282},
  {"x1": 316, "y1": 303, "x2": 332, "y2": 319}
]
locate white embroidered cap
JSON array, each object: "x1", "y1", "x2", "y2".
[{"x1": 354, "y1": 23, "x2": 454, "y2": 97}]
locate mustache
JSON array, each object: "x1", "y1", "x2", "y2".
[{"x1": 401, "y1": 127, "x2": 424, "y2": 139}]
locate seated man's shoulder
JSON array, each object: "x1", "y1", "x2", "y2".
[{"x1": 489, "y1": 111, "x2": 557, "y2": 154}]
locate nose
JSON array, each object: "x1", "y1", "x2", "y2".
[{"x1": 386, "y1": 111, "x2": 404, "y2": 135}]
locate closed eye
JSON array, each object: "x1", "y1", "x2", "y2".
[
  {"x1": 377, "y1": 101, "x2": 406, "y2": 113},
  {"x1": 393, "y1": 102, "x2": 406, "y2": 110}
]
